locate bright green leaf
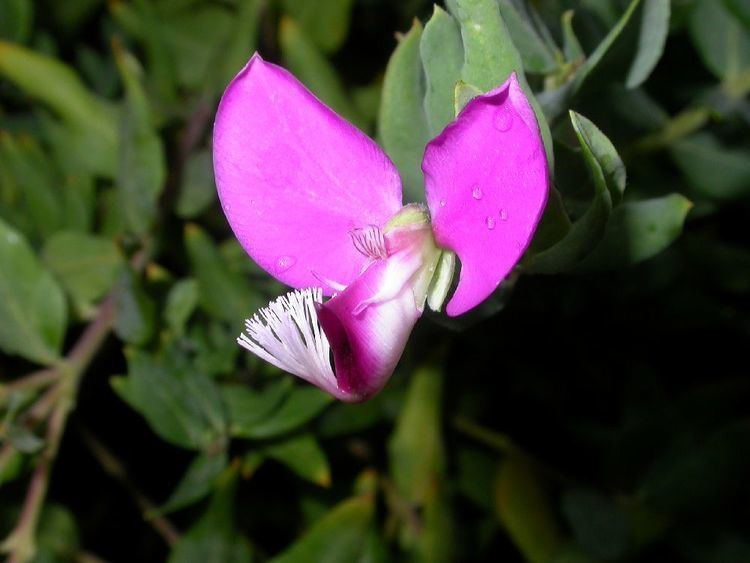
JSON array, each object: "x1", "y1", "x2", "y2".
[{"x1": 0, "y1": 218, "x2": 66, "y2": 365}]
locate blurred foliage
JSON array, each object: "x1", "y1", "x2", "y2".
[{"x1": 0, "y1": 0, "x2": 749, "y2": 561}]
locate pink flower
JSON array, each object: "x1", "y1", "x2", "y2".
[{"x1": 213, "y1": 54, "x2": 548, "y2": 402}]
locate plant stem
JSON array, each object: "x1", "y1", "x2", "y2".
[
  {"x1": 80, "y1": 428, "x2": 181, "y2": 547},
  {"x1": 2, "y1": 296, "x2": 117, "y2": 562}
]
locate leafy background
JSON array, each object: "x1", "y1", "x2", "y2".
[{"x1": 1, "y1": 0, "x2": 749, "y2": 561}]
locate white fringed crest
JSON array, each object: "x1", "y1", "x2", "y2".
[{"x1": 238, "y1": 288, "x2": 337, "y2": 389}]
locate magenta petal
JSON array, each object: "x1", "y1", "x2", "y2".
[
  {"x1": 213, "y1": 54, "x2": 403, "y2": 293},
  {"x1": 422, "y1": 73, "x2": 549, "y2": 316},
  {"x1": 317, "y1": 254, "x2": 422, "y2": 402}
]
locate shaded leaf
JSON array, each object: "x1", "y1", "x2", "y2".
[
  {"x1": 0, "y1": 218, "x2": 66, "y2": 365},
  {"x1": 279, "y1": 17, "x2": 363, "y2": 128},
  {"x1": 561, "y1": 489, "x2": 630, "y2": 560},
  {"x1": 113, "y1": 268, "x2": 156, "y2": 346},
  {"x1": 494, "y1": 451, "x2": 565, "y2": 563},
  {"x1": 670, "y1": 133, "x2": 750, "y2": 201},
  {"x1": 575, "y1": 194, "x2": 692, "y2": 272},
  {"x1": 158, "y1": 451, "x2": 228, "y2": 515},
  {"x1": 497, "y1": 0, "x2": 558, "y2": 74},
  {"x1": 282, "y1": 0, "x2": 354, "y2": 54},
  {"x1": 169, "y1": 467, "x2": 253, "y2": 563},
  {"x1": 388, "y1": 366, "x2": 444, "y2": 505},
  {"x1": 42, "y1": 232, "x2": 123, "y2": 311},
  {"x1": 688, "y1": 0, "x2": 750, "y2": 81},
  {"x1": 379, "y1": 20, "x2": 430, "y2": 203},
  {"x1": 164, "y1": 278, "x2": 199, "y2": 337},
  {"x1": 113, "y1": 350, "x2": 227, "y2": 450},
  {"x1": 420, "y1": 6, "x2": 464, "y2": 136},
  {"x1": 176, "y1": 149, "x2": 216, "y2": 219},
  {"x1": 114, "y1": 45, "x2": 166, "y2": 234},
  {"x1": 626, "y1": 0, "x2": 670, "y2": 88},
  {"x1": 270, "y1": 489, "x2": 375, "y2": 563},
  {"x1": 264, "y1": 433, "x2": 331, "y2": 487}
]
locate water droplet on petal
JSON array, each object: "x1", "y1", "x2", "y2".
[
  {"x1": 439, "y1": 198, "x2": 447, "y2": 207},
  {"x1": 499, "y1": 208, "x2": 508, "y2": 221},
  {"x1": 493, "y1": 109, "x2": 513, "y2": 132},
  {"x1": 486, "y1": 216, "x2": 496, "y2": 230},
  {"x1": 276, "y1": 255, "x2": 296, "y2": 273},
  {"x1": 472, "y1": 185, "x2": 483, "y2": 200}
]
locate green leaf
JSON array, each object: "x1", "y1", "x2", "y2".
[
  {"x1": 561, "y1": 489, "x2": 630, "y2": 560},
  {"x1": 725, "y1": 0, "x2": 750, "y2": 30},
  {"x1": 164, "y1": 278, "x2": 199, "y2": 337},
  {"x1": 670, "y1": 133, "x2": 750, "y2": 200},
  {"x1": 453, "y1": 80, "x2": 482, "y2": 115},
  {"x1": 0, "y1": 132, "x2": 62, "y2": 241},
  {"x1": 265, "y1": 433, "x2": 331, "y2": 487},
  {"x1": 449, "y1": 0, "x2": 554, "y2": 167},
  {"x1": 221, "y1": 380, "x2": 291, "y2": 438},
  {"x1": 169, "y1": 467, "x2": 253, "y2": 563},
  {"x1": 561, "y1": 10, "x2": 585, "y2": 62},
  {"x1": 7, "y1": 425, "x2": 44, "y2": 454},
  {"x1": 420, "y1": 6, "x2": 464, "y2": 136},
  {"x1": 35, "y1": 504, "x2": 80, "y2": 562},
  {"x1": 689, "y1": 0, "x2": 750, "y2": 81},
  {"x1": 270, "y1": 490, "x2": 375, "y2": 563},
  {"x1": 158, "y1": 451, "x2": 228, "y2": 515},
  {"x1": 0, "y1": 218, "x2": 66, "y2": 365},
  {"x1": 280, "y1": 17, "x2": 363, "y2": 129},
  {"x1": 496, "y1": 0, "x2": 558, "y2": 74},
  {"x1": 115, "y1": 350, "x2": 228, "y2": 450},
  {"x1": 114, "y1": 45, "x2": 166, "y2": 234},
  {"x1": 0, "y1": 0, "x2": 33, "y2": 43},
  {"x1": 494, "y1": 451, "x2": 565, "y2": 563},
  {"x1": 540, "y1": 0, "x2": 642, "y2": 122},
  {"x1": 626, "y1": 0, "x2": 670, "y2": 88},
  {"x1": 574, "y1": 194, "x2": 692, "y2": 272},
  {"x1": 176, "y1": 150, "x2": 216, "y2": 219},
  {"x1": 379, "y1": 20, "x2": 431, "y2": 203},
  {"x1": 228, "y1": 385, "x2": 332, "y2": 440},
  {"x1": 113, "y1": 268, "x2": 156, "y2": 346},
  {"x1": 529, "y1": 111, "x2": 619, "y2": 273},
  {"x1": 0, "y1": 41, "x2": 117, "y2": 174},
  {"x1": 211, "y1": 0, "x2": 264, "y2": 93},
  {"x1": 185, "y1": 224, "x2": 259, "y2": 324},
  {"x1": 42, "y1": 232, "x2": 123, "y2": 311},
  {"x1": 282, "y1": 0, "x2": 354, "y2": 54},
  {"x1": 388, "y1": 366, "x2": 444, "y2": 505}
]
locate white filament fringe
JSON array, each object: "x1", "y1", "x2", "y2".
[{"x1": 238, "y1": 288, "x2": 336, "y2": 389}]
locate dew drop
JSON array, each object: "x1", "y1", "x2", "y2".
[
  {"x1": 276, "y1": 255, "x2": 296, "y2": 273},
  {"x1": 471, "y1": 185, "x2": 483, "y2": 200},
  {"x1": 499, "y1": 208, "x2": 508, "y2": 221},
  {"x1": 485, "y1": 216, "x2": 496, "y2": 230},
  {"x1": 439, "y1": 198, "x2": 447, "y2": 207},
  {"x1": 493, "y1": 109, "x2": 513, "y2": 132}
]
